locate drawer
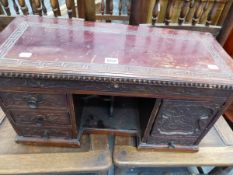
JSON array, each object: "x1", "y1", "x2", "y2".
[
  {"x1": 10, "y1": 110, "x2": 71, "y2": 126},
  {"x1": 17, "y1": 125, "x2": 72, "y2": 139},
  {"x1": 0, "y1": 92, "x2": 67, "y2": 110}
]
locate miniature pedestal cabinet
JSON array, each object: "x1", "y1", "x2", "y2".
[{"x1": 0, "y1": 16, "x2": 233, "y2": 151}]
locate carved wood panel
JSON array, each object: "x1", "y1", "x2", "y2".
[
  {"x1": 0, "y1": 77, "x2": 230, "y2": 100},
  {"x1": 10, "y1": 110, "x2": 71, "y2": 126},
  {"x1": 17, "y1": 125, "x2": 72, "y2": 139},
  {"x1": 0, "y1": 92, "x2": 68, "y2": 110},
  {"x1": 148, "y1": 99, "x2": 223, "y2": 146}
]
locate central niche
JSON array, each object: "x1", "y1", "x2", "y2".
[{"x1": 73, "y1": 94, "x2": 156, "y2": 137}]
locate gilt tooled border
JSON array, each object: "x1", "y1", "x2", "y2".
[{"x1": 0, "y1": 22, "x2": 29, "y2": 58}]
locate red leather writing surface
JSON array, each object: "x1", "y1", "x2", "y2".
[{"x1": 0, "y1": 16, "x2": 233, "y2": 86}]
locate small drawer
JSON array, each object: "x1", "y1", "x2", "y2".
[
  {"x1": 17, "y1": 125, "x2": 72, "y2": 139},
  {"x1": 10, "y1": 110, "x2": 71, "y2": 126},
  {"x1": 0, "y1": 92, "x2": 67, "y2": 110}
]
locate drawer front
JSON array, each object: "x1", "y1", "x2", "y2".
[
  {"x1": 0, "y1": 92, "x2": 67, "y2": 110},
  {"x1": 18, "y1": 126, "x2": 72, "y2": 139},
  {"x1": 10, "y1": 110, "x2": 71, "y2": 126},
  {"x1": 149, "y1": 99, "x2": 222, "y2": 146}
]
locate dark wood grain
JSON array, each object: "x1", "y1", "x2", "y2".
[
  {"x1": 148, "y1": 0, "x2": 231, "y2": 48},
  {"x1": 192, "y1": 0, "x2": 204, "y2": 25},
  {"x1": 164, "y1": 0, "x2": 174, "y2": 25},
  {"x1": 77, "y1": 0, "x2": 85, "y2": 18},
  {"x1": 217, "y1": 0, "x2": 233, "y2": 26},
  {"x1": 10, "y1": 109, "x2": 71, "y2": 126},
  {"x1": 17, "y1": 0, "x2": 29, "y2": 15},
  {"x1": 140, "y1": 99, "x2": 161, "y2": 143},
  {"x1": 35, "y1": 0, "x2": 42, "y2": 16},
  {"x1": 0, "y1": 92, "x2": 68, "y2": 110},
  {"x1": 0, "y1": 16, "x2": 233, "y2": 150},
  {"x1": 217, "y1": 3, "x2": 233, "y2": 45},
  {"x1": 29, "y1": 0, "x2": 37, "y2": 15},
  {"x1": 0, "y1": 77, "x2": 231, "y2": 100},
  {"x1": 152, "y1": 0, "x2": 160, "y2": 25},
  {"x1": 84, "y1": 0, "x2": 96, "y2": 21},
  {"x1": 178, "y1": 0, "x2": 190, "y2": 25},
  {"x1": 206, "y1": 0, "x2": 219, "y2": 26},
  {"x1": 17, "y1": 125, "x2": 73, "y2": 139},
  {"x1": 50, "y1": 0, "x2": 61, "y2": 17},
  {"x1": 0, "y1": 3, "x2": 4, "y2": 15},
  {"x1": 67, "y1": 94, "x2": 79, "y2": 138},
  {"x1": 0, "y1": 16, "x2": 15, "y2": 32},
  {"x1": 148, "y1": 100, "x2": 223, "y2": 147}
]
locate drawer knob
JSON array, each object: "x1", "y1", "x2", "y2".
[
  {"x1": 27, "y1": 97, "x2": 38, "y2": 109},
  {"x1": 35, "y1": 117, "x2": 44, "y2": 127},
  {"x1": 43, "y1": 130, "x2": 49, "y2": 139},
  {"x1": 168, "y1": 141, "x2": 175, "y2": 149}
]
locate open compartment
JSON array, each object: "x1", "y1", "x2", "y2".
[{"x1": 73, "y1": 94, "x2": 156, "y2": 137}]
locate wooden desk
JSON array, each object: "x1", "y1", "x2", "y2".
[
  {"x1": 1, "y1": 16, "x2": 233, "y2": 152},
  {"x1": 0, "y1": 118, "x2": 111, "y2": 175},
  {"x1": 114, "y1": 116, "x2": 233, "y2": 174}
]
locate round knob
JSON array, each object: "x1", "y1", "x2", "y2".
[
  {"x1": 35, "y1": 117, "x2": 44, "y2": 127},
  {"x1": 27, "y1": 97, "x2": 38, "y2": 109}
]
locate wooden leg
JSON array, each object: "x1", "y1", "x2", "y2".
[
  {"x1": 217, "y1": 4, "x2": 233, "y2": 45},
  {"x1": 129, "y1": 0, "x2": 154, "y2": 25},
  {"x1": 0, "y1": 5, "x2": 4, "y2": 15}
]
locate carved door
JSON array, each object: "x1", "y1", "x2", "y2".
[{"x1": 145, "y1": 99, "x2": 223, "y2": 147}]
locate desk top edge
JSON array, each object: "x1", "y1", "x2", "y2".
[{"x1": 0, "y1": 16, "x2": 233, "y2": 89}]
